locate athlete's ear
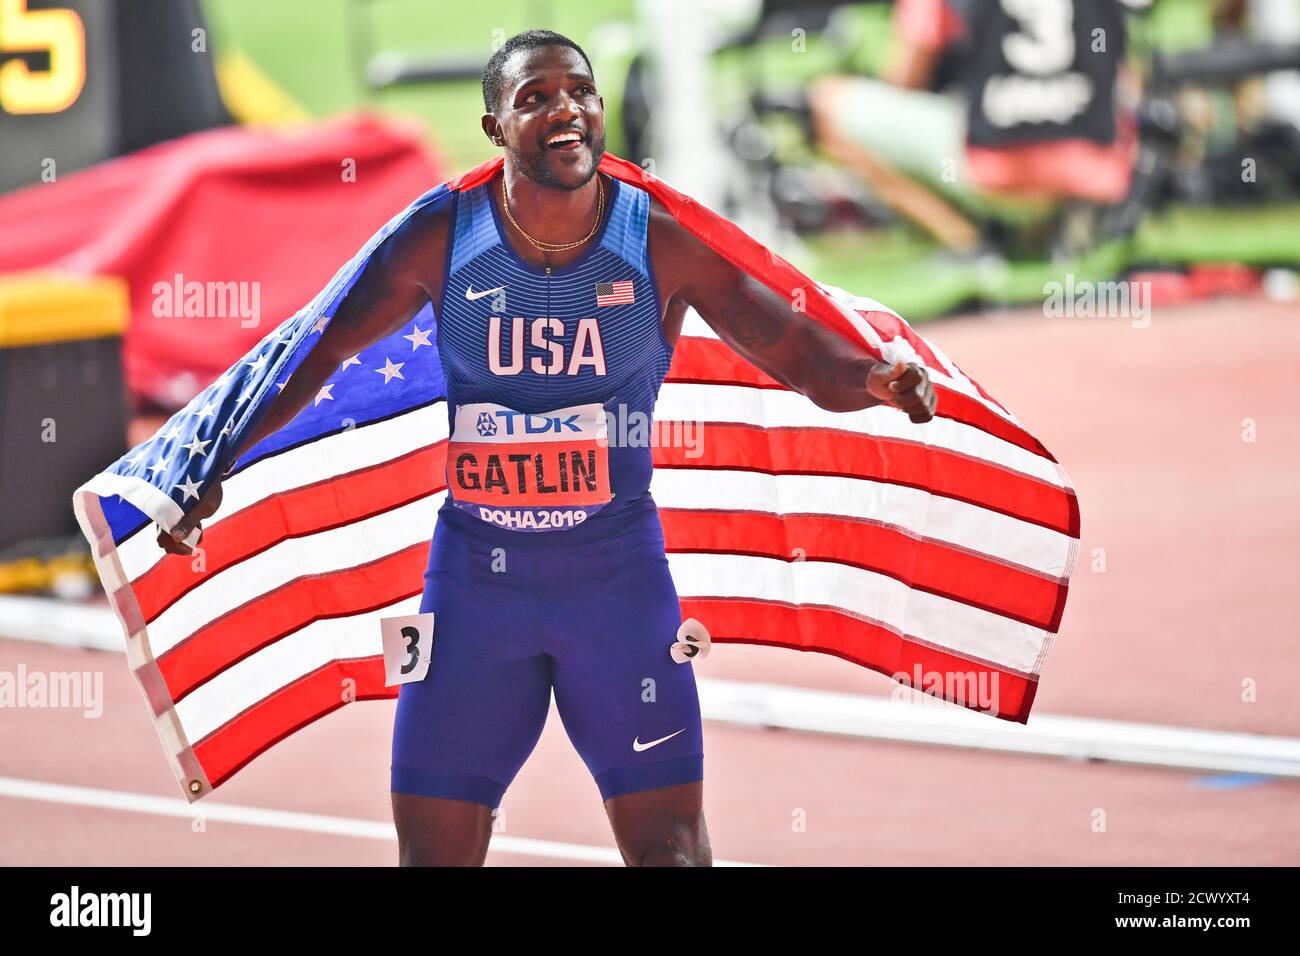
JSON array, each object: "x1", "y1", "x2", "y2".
[{"x1": 481, "y1": 114, "x2": 504, "y2": 147}]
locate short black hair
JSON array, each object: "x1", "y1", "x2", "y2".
[{"x1": 481, "y1": 29, "x2": 594, "y2": 114}]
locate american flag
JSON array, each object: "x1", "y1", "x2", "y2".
[
  {"x1": 596, "y1": 279, "x2": 635, "y2": 307},
  {"x1": 73, "y1": 155, "x2": 1079, "y2": 801}
]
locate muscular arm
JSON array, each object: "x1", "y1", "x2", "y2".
[
  {"x1": 649, "y1": 206, "x2": 936, "y2": 418},
  {"x1": 160, "y1": 210, "x2": 448, "y2": 554}
]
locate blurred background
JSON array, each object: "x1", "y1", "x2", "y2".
[{"x1": 1, "y1": 0, "x2": 1297, "y2": 866}]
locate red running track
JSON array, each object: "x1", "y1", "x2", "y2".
[{"x1": 2, "y1": 299, "x2": 1298, "y2": 865}]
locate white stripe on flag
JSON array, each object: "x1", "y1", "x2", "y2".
[
  {"x1": 648, "y1": 468, "x2": 1072, "y2": 578},
  {"x1": 666, "y1": 551, "x2": 1047, "y2": 674},
  {"x1": 654, "y1": 382, "x2": 1065, "y2": 487}
]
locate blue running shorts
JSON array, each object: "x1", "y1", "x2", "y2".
[{"x1": 390, "y1": 494, "x2": 704, "y2": 808}]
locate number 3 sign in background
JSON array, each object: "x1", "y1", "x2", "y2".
[{"x1": 0, "y1": 0, "x2": 86, "y2": 114}]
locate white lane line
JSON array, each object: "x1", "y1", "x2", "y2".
[
  {"x1": 698, "y1": 678, "x2": 1300, "y2": 779},
  {"x1": 0, "y1": 776, "x2": 760, "y2": 867},
  {"x1": 0, "y1": 596, "x2": 121, "y2": 651}
]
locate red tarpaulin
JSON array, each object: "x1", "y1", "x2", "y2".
[{"x1": 0, "y1": 114, "x2": 445, "y2": 409}]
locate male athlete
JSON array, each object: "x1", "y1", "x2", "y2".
[{"x1": 155, "y1": 30, "x2": 936, "y2": 866}]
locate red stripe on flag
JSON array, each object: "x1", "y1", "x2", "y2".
[
  {"x1": 194, "y1": 656, "x2": 396, "y2": 790},
  {"x1": 678, "y1": 596, "x2": 1038, "y2": 722},
  {"x1": 652, "y1": 423, "x2": 1079, "y2": 536},
  {"x1": 660, "y1": 508, "x2": 1068, "y2": 631}
]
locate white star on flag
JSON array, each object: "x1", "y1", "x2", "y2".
[
  {"x1": 314, "y1": 384, "x2": 335, "y2": 406},
  {"x1": 375, "y1": 357, "x2": 405, "y2": 383},
  {"x1": 174, "y1": 476, "x2": 203, "y2": 502},
  {"x1": 404, "y1": 326, "x2": 432, "y2": 350},
  {"x1": 340, "y1": 354, "x2": 362, "y2": 370},
  {"x1": 182, "y1": 437, "x2": 211, "y2": 458}
]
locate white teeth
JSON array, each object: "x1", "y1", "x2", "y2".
[{"x1": 547, "y1": 131, "x2": 582, "y2": 145}]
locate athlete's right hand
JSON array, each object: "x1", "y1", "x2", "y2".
[
  {"x1": 156, "y1": 480, "x2": 224, "y2": 556},
  {"x1": 867, "y1": 359, "x2": 937, "y2": 424}
]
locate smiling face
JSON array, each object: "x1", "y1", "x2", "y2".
[{"x1": 484, "y1": 45, "x2": 606, "y2": 191}]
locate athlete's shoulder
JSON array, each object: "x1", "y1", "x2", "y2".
[
  {"x1": 645, "y1": 194, "x2": 740, "y2": 302},
  {"x1": 645, "y1": 195, "x2": 688, "y2": 247},
  {"x1": 397, "y1": 196, "x2": 454, "y2": 251},
  {"x1": 374, "y1": 197, "x2": 454, "y2": 297},
  {"x1": 645, "y1": 196, "x2": 708, "y2": 273}
]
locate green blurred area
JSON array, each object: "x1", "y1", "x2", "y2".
[{"x1": 203, "y1": 0, "x2": 639, "y2": 169}]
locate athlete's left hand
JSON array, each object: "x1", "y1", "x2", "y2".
[{"x1": 867, "y1": 360, "x2": 937, "y2": 423}]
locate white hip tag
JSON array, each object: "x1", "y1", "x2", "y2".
[
  {"x1": 671, "y1": 618, "x2": 712, "y2": 664},
  {"x1": 381, "y1": 612, "x2": 435, "y2": 686}
]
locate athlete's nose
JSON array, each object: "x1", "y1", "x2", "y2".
[{"x1": 548, "y1": 90, "x2": 582, "y2": 122}]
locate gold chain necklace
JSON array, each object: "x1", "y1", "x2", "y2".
[{"x1": 501, "y1": 174, "x2": 604, "y2": 253}]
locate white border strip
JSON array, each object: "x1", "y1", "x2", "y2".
[
  {"x1": 697, "y1": 678, "x2": 1300, "y2": 779},
  {"x1": 0, "y1": 776, "x2": 761, "y2": 866},
  {"x1": 0, "y1": 595, "x2": 122, "y2": 651}
]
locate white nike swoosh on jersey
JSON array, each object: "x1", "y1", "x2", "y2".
[
  {"x1": 632, "y1": 728, "x2": 686, "y2": 752},
  {"x1": 465, "y1": 284, "x2": 507, "y2": 301}
]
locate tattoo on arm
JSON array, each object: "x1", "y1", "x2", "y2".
[{"x1": 720, "y1": 301, "x2": 785, "y2": 350}]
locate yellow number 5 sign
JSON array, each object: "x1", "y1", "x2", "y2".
[{"x1": 0, "y1": 0, "x2": 85, "y2": 114}]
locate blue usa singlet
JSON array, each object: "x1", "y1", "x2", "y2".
[
  {"x1": 391, "y1": 171, "x2": 706, "y2": 810},
  {"x1": 435, "y1": 172, "x2": 673, "y2": 534}
]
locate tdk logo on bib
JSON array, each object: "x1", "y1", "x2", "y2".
[
  {"x1": 447, "y1": 401, "x2": 612, "y2": 532},
  {"x1": 479, "y1": 410, "x2": 582, "y2": 437}
]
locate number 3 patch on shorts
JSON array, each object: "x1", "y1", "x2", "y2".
[{"x1": 381, "y1": 612, "x2": 435, "y2": 686}]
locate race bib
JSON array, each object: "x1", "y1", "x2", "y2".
[
  {"x1": 381, "y1": 612, "x2": 435, "y2": 686},
  {"x1": 445, "y1": 401, "x2": 612, "y2": 532}
]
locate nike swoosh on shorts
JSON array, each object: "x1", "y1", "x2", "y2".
[{"x1": 632, "y1": 729, "x2": 686, "y2": 752}]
